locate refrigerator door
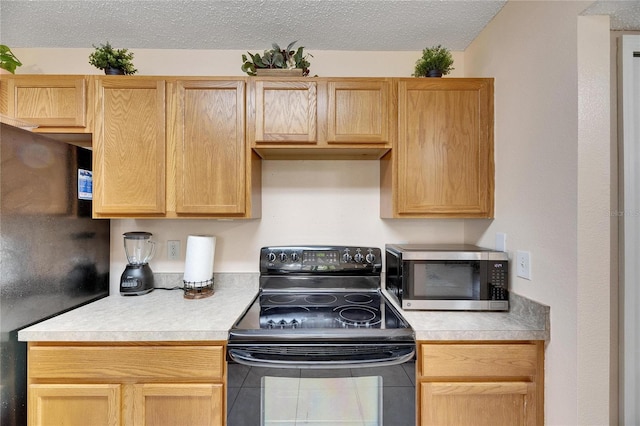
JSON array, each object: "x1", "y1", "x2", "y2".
[{"x1": 0, "y1": 124, "x2": 110, "y2": 425}]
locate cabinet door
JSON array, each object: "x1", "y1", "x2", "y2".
[
  {"x1": 93, "y1": 78, "x2": 166, "y2": 216},
  {"x1": 253, "y1": 80, "x2": 317, "y2": 143},
  {"x1": 396, "y1": 79, "x2": 494, "y2": 217},
  {"x1": 2, "y1": 76, "x2": 88, "y2": 131},
  {"x1": 421, "y1": 381, "x2": 536, "y2": 426},
  {"x1": 133, "y1": 383, "x2": 224, "y2": 426},
  {"x1": 173, "y1": 80, "x2": 246, "y2": 215},
  {"x1": 29, "y1": 384, "x2": 121, "y2": 426},
  {"x1": 327, "y1": 79, "x2": 391, "y2": 144}
]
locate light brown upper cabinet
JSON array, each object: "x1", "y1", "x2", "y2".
[
  {"x1": 0, "y1": 75, "x2": 90, "y2": 133},
  {"x1": 250, "y1": 78, "x2": 393, "y2": 159},
  {"x1": 92, "y1": 76, "x2": 260, "y2": 219},
  {"x1": 92, "y1": 77, "x2": 167, "y2": 217},
  {"x1": 381, "y1": 78, "x2": 494, "y2": 218},
  {"x1": 253, "y1": 79, "x2": 317, "y2": 144},
  {"x1": 170, "y1": 78, "x2": 260, "y2": 217},
  {"x1": 326, "y1": 79, "x2": 391, "y2": 145}
]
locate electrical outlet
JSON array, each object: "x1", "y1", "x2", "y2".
[
  {"x1": 168, "y1": 240, "x2": 180, "y2": 260},
  {"x1": 516, "y1": 250, "x2": 532, "y2": 280}
]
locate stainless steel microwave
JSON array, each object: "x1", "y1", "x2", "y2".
[{"x1": 385, "y1": 244, "x2": 509, "y2": 311}]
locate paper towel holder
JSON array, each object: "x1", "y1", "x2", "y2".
[{"x1": 183, "y1": 277, "x2": 214, "y2": 299}]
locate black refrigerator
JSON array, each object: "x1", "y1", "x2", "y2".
[{"x1": 0, "y1": 123, "x2": 110, "y2": 425}]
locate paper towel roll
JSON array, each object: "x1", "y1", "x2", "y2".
[{"x1": 183, "y1": 235, "x2": 216, "y2": 283}]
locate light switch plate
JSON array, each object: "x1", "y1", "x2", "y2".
[
  {"x1": 495, "y1": 232, "x2": 506, "y2": 252},
  {"x1": 516, "y1": 250, "x2": 532, "y2": 280}
]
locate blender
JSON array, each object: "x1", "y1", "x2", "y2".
[{"x1": 120, "y1": 231, "x2": 156, "y2": 295}]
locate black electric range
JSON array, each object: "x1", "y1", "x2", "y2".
[{"x1": 227, "y1": 245, "x2": 415, "y2": 368}]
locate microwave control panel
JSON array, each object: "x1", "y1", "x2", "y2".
[{"x1": 489, "y1": 261, "x2": 509, "y2": 300}]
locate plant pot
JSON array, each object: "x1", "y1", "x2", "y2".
[
  {"x1": 104, "y1": 67, "x2": 125, "y2": 75},
  {"x1": 256, "y1": 68, "x2": 303, "y2": 77},
  {"x1": 427, "y1": 70, "x2": 443, "y2": 78}
]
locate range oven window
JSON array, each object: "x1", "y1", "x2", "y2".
[{"x1": 409, "y1": 261, "x2": 480, "y2": 300}]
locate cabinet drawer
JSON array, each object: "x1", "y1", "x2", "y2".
[
  {"x1": 420, "y1": 343, "x2": 538, "y2": 378},
  {"x1": 29, "y1": 344, "x2": 225, "y2": 381}
]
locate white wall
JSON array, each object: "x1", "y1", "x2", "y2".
[
  {"x1": 109, "y1": 161, "x2": 466, "y2": 290},
  {"x1": 12, "y1": 48, "x2": 465, "y2": 78},
  {"x1": 464, "y1": 2, "x2": 613, "y2": 425}
]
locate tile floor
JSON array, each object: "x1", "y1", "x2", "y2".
[{"x1": 227, "y1": 361, "x2": 415, "y2": 426}]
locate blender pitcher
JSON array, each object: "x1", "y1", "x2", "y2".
[
  {"x1": 124, "y1": 232, "x2": 156, "y2": 265},
  {"x1": 120, "y1": 232, "x2": 156, "y2": 295}
]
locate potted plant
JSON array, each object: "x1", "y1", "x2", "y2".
[
  {"x1": 241, "y1": 41, "x2": 312, "y2": 76},
  {"x1": 0, "y1": 45, "x2": 23, "y2": 74},
  {"x1": 88, "y1": 42, "x2": 138, "y2": 75},
  {"x1": 413, "y1": 45, "x2": 454, "y2": 78}
]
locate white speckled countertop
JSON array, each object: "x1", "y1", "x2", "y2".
[
  {"x1": 18, "y1": 273, "x2": 259, "y2": 342},
  {"x1": 18, "y1": 273, "x2": 549, "y2": 343}
]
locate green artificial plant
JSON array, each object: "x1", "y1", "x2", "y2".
[
  {"x1": 241, "y1": 41, "x2": 312, "y2": 76},
  {"x1": 88, "y1": 42, "x2": 138, "y2": 75},
  {"x1": 413, "y1": 45, "x2": 454, "y2": 77},
  {"x1": 0, "y1": 45, "x2": 23, "y2": 74}
]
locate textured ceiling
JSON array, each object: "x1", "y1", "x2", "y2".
[
  {"x1": 0, "y1": 1, "x2": 638, "y2": 52},
  {"x1": 0, "y1": 0, "x2": 506, "y2": 51},
  {"x1": 582, "y1": 0, "x2": 640, "y2": 30}
]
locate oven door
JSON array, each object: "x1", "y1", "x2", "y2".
[{"x1": 227, "y1": 359, "x2": 415, "y2": 425}]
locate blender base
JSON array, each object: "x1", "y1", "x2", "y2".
[{"x1": 120, "y1": 264, "x2": 155, "y2": 295}]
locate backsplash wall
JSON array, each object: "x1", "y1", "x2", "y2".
[{"x1": 109, "y1": 160, "x2": 467, "y2": 293}]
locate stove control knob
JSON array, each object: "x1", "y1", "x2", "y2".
[
  {"x1": 290, "y1": 252, "x2": 300, "y2": 262},
  {"x1": 278, "y1": 252, "x2": 288, "y2": 262},
  {"x1": 354, "y1": 253, "x2": 364, "y2": 263},
  {"x1": 365, "y1": 253, "x2": 376, "y2": 264},
  {"x1": 342, "y1": 252, "x2": 352, "y2": 263},
  {"x1": 266, "y1": 320, "x2": 276, "y2": 329},
  {"x1": 267, "y1": 252, "x2": 277, "y2": 262}
]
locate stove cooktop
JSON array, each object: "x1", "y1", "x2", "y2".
[
  {"x1": 227, "y1": 246, "x2": 415, "y2": 368},
  {"x1": 234, "y1": 290, "x2": 410, "y2": 331}
]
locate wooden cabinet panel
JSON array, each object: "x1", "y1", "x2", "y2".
[
  {"x1": 420, "y1": 381, "x2": 535, "y2": 426},
  {"x1": 28, "y1": 344, "x2": 224, "y2": 381},
  {"x1": 133, "y1": 383, "x2": 224, "y2": 426},
  {"x1": 173, "y1": 80, "x2": 246, "y2": 215},
  {"x1": 253, "y1": 80, "x2": 317, "y2": 143},
  {"x1": 420, "y1": 343, "x2": 538, "y2": 378},
  {"x1": 28, "y1": 342, "x2": 227, "y2": 426},
  {"x1": 1, "y1": 76, "x2": 88, "y2": 131},
  {"x1": 29, "y1": 384, "x2": 121, "y2": 426},
  {"x1": 93, "y1": 78, "x2": 166, "y2": 216},
  {"x1": 327, "y1": 79, "x2": 391, "y2": 144},
  {"x1": 386, "y1": 78, "x2": 494, "y2": 218},
  {"x1": 417, "y1": 341, "x2": 543, "y2": 426},
  {"x1": 251, "y1": 78, "x2": 391, "y2": 159}
]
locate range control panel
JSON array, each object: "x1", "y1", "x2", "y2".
[{"x1": 260, "y1": 246, "x2": 382, "y2": 274}]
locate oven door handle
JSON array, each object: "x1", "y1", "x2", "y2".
[{"x1": 227, "y1": 348, "x2": 415, "y2": 369}]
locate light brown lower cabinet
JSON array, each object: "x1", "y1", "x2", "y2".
[
  {"x1": 417, "y1": 341, "x2": 544, "y2": 426},
  {"x1": 27, "y1": 342, "x2": 226, "y2": 426}
]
